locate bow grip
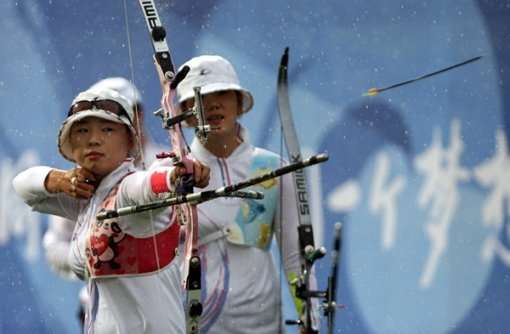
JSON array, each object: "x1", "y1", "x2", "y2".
[{"x1": 174, "y1": 157, "x2": 195, "y2": 195}]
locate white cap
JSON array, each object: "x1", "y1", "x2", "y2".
[
  {"x1": 57, "y1": 88, "x2": 139, "y2": 162},
  {"x1": 88, "y1": 77, "x2": 142, "y2": 108},
  {"x1": 176, "y1": 55, "x2": 253, "y2": 114}
]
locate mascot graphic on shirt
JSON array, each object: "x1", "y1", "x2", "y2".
[{"x1": 89, "y1": 219, "x2": 126, "y2": 270}]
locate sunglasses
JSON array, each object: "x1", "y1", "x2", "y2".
[{"x1": 67, "y1": 99, "x2": 131, "y2": 122}]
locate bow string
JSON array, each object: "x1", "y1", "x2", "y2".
[{"x1": 138, "y1": 1, "x2": 206, "y2": 333}]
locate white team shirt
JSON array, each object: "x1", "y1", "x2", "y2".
[
  {"x1": 13, "y1": 160, "x2": 185, "y2": 334},
  {"x1": 188, "y1": 125, "x2": 304, "y2": 333}
]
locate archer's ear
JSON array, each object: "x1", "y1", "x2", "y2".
[
  {"x1": 129, "y1": 136, "x2": 135, "y2": 151},
  {"x1": 126, "y1": 126, "x2": 136, "y2": 155},
  {"x1": 237, "y1": 92, "x2": 243, "y2": 116}
]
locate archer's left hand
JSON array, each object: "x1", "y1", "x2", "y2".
[
  {"x1": 191, "y1": 159, "x2": 210, "y2": 188},
  {"x1": 172, "y1": 159, "x2": 210, "y2": 189}
]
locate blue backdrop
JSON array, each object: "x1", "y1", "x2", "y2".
[{"x1": 1, "y1": 1, "x2": 508, "y2": 333}]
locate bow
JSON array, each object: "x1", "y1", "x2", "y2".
[
  {"x1": 129, "y1": 5, "x2": 331, "y2": 332},
  {"x1": 138, "y1": 1, "x2": 207, "y2": 333},
  {"x1": 278, "y1": 47, "x2": 342, "y2": 333}
]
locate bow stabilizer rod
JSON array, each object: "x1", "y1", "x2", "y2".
[{"x1": 97, "y1": 153, "x2": 328, "y2": 220}]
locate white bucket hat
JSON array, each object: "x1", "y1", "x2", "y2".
[
  {"x1": 57, "y1": 88, "x2": 139, "y2": 162},
  {"x1": 88, "y1": 77, "x2": 142, "y2": 109},
  {"x1": 176, "y1": 55, "x2": 254, "y2": 114}
]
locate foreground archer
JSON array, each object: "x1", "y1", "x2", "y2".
[{"x1": 12, "y1": 87, "x2": 210, "y2": 334}]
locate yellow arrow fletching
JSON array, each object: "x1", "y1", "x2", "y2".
[{"x1": 363, "y1": 88, "x2": 379, "y2": 96}]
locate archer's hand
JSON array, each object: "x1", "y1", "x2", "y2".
[
  {"x1": 63, "y1": 167, "x2": 97, "y2": 199},
  {"x1": 192, "y1": 159, "x2": 210, "y2": 188},
  {"x1": 173, "y1": 160, "x2": 210, "y2": 189},
  {"x1": 46, "y1": 167, "x2": 97, "y2": 199}
]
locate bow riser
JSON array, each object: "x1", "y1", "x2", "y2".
[
  {"x1": 138, "y1": 1, "x2": 202, "y2": 333},
  {"x1": 140, "y1": 0, "x2": 175, "y2": 77}
]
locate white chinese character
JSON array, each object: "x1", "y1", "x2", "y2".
[
  {"x1": 414, "y1": 118, "x2": 469, "y2": 288},
  {"x1": 474, "y1": 130, "x2": 510, "y2": 266},
  {"x1": 0, "y1": 150, "x2": 43, "y2": 261},
  {"x1": 369, "y1": 152, "x2": 406, "y2": 249}
]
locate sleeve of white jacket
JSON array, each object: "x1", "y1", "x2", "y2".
[
  {"x1": 12, "y1": 166, "x2": 82, "y2": 220},
  {"x1": 43, "y1": 215, "x2": 78, "y2": 280},
  {"x1": 114, "y1": 166, "x2": 178, "y2": 237},
  {"x1": 12, "y1": 166, "x2": 55, "y2": 204}
]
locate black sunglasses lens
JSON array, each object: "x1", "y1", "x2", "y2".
[
  {"x1": 67, "y1": 100, "x2": 125, "y2": 118},
  {"x1": 96, "y1": 101, "x2": 122, "y2": 114},
  {"x1": 68, "y1": 101, "x2": 89, "y2": 116}
]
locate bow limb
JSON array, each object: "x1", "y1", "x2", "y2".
[
  {"x1": 138, "y1": 1, "x2": 204, "y2": 333},
  {"x1": 278, "y1": 48, "x2": 344, "y2": 334},
  {"x1": 278, "y1": 47, "x2": 321, "y2": 334}
]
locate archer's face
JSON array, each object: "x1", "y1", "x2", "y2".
[
  {"x1": 70, "y1": 117, "x2": 133, "y2": 178},
  {"x1": 183, "y1": 90, "x2": 243, "y2": 139}
]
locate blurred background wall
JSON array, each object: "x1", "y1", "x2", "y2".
[{"x1": 0, "y1": 1, "x2": 508, "y2": 333}]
